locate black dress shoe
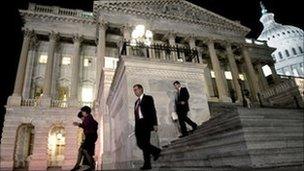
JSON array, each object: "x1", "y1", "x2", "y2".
[
  {"x1": 178, "y1": 134, "x2": 188, "y2": 138},
  {"x1": 71, "y1": 165, "x2": 81, "y2": 171},
  {"x1": 153, "y1": 149, "x2": 161, "y2": 161},
  {"x1": 140, "y1": 166, "x2": 152, "y2": 170}
]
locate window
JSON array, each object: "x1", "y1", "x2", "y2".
[
  {"x1": 39, "y1": 55, "x2": 48, "y2": 64},
  {"x1": 299, "y1": 47, "x2": 303, "y2": 53},
  {"x1": 292, "y1": 48, "x2": 297, "y2": 55},
  {"x1": 282, "y1": 32, "x2": 286, "y2": 35},
  {"x1": 278, "y1": 52, "x2": 283, "y2": 59},
  {"x1": 268, "y1": 37, "x2": 270, "y2": 40},
  {"x1": 287, "y1": 31, "x2": 290, "y2": 34},
  {"x1": 272, "y1": 54, "x2": 276, "y2": 61},
  {"x1": 224, "y1": 71, "x2": 232, "y2": 80},
  {"x1": 272, "y1": 35, "x2": 275, "y2": 38},
  {"x1": 262, "y1": 65, "x2": 272, "y2": 77},
  {"x1": 285, "y1": 50, "x2": 290, "y2": 57},
  {"x1": 292, "y1": 30, "x2": 295, "y2": 33},
  {"x1": 84, "y1": 58, "x2": 92, "y2": 67},
  {"x1": 277, "y1": 34, "x2": 280, "y2": 36},
  {"x1": 61, "y1": 57, "x2": 71, "y2": 65}
]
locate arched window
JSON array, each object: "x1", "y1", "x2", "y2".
[
  {"x1": 292, "y1": 48, "x2": 297, "y2": 55},
  {"x1": 299, "y1": 46, "x2": 303, "y2": 53},
  {"x1": 272, "y1": 35, "x2": 275, "y2": 38},
  {"x1": 287, "y1": 31, "x2": 291, "y2": 34},
  {"x1": 285, "y1": 50, "x2": 290, "y2": 57},
  {"x1": 292, "y1": 30, "x2": 295, "y2": 33},
  {"x1": 282, "y1": 32, "x2": 286, "y2": 35},
  {"x1": 278, "y1": 52, "x2": 283, "y2": 59}
]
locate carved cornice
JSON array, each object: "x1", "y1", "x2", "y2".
[
  {"x1": 72, "y1": 34, "x2": 84, "y2": 43},
  {"x1": 19, "y1": 10, "x2": 96, "y2": 25},
  {"x1": 94, "y1": 0, "x2": 250, "y2": 35}
]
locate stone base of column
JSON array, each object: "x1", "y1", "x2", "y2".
[
  {"x1": 39, "y1": 97, "x2": 51, "y2": 107},
  {"x1": 68, "y1": 99, "x2": 81, "y2": 108},
  {"x1": 28, "y1": 157, "x2": 48, "y2": 171},
  {"x1": 219, "y1": 96, "x2": 232, "y2": 102},
  {"x1": 7, "y1": 94, "x2": 21, "y2": 106}
]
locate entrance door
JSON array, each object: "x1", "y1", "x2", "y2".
[{"x1": 14, "y1": 124, "x2": 35, "y2": 170}]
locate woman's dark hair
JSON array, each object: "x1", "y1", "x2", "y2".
[
  {"x1": 80, "y1": 106, "x2": 91, "y2": 114},
  {"x1": 77, "y1": 111, "x2": 83, "y2": 118}
]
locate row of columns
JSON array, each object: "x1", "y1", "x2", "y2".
[
  {"x1": 119, "y1": 25, "x2": 272, "y2": 102},
  {"x1": 9, "y1": 29, "x2": 92, "y2": 107}
]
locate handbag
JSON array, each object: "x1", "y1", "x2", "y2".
[{"x1": 171, "y1": 112, "x2": 178, "y2": 121}]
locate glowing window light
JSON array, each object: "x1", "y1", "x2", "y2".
[
  {"x1": 225, "y1": 71, "x2": 233, "y2": 80},
  {"x1": 239, "y1": 74, "x2": 245, "y2": 81},
  {"x1": 210, "y1": 71, "x2": 215, "y2": 78},
  {"x1": 62, "y1": 57, "x2": 71, "y2": 65},
  {"x1": 262, "y1": 65, "x2": 272, "y2": 77},
  {"x1": 39, "y1": 55, "x2": 48, "y2": 64},
  {"x1": 84, "y1": 58, "x2": 92, "y2": 67},
  {"x1": 82, "y1": 87, "x2": 93, "y2": 102}
]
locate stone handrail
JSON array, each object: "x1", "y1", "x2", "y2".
[
  {"x1": 51, "y1": 100, "x2": 68, "y2": 108},
  {"x1": 21, "y1": 99, "x2": 38, "y2": 107},
  {"x1": 260, "y1": 80, "x2": 297, "y2": 99},
  {"x1": 82, "y1": 101, "x2": 93, "y2": 107},
  {"x1": 28, "y1": 3, "x2": 93, "y2": 19}
]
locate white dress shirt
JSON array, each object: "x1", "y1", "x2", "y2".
[{"x1": 136, "y1": 94, "x2": 144, "y2": 119}]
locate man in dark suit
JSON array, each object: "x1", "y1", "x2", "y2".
[
  {"x1": 173, "y1": 81, "x2": 198, "y2": 138},
  {"x1": 133, "y1": 84, "x2": 161, "y2": 170}
]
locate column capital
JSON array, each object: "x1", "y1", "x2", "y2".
[
  {"x1": 98, "y1": 20, "x2": 108, "y2": 30},
  {"x1": 29, "y1": 34, "x2": 40, "y2": 50},
  {"x1": 201, "y1": 37, "x2": 215, "y2": 45},
  {"x1": 120, "y1": 24, "x2": 132, "y2": 33},
  {"x1": 23, "y1": 29, "x2": 34, "y2": 39},
  {"x1": 49, "y1": 31, "x2": 60, "y2": 42},
  {"x1": 164, "y1": 31, "x2": 177, "y2": 40},
  {"x1": 72, "y1": 34, "x2": 84, "y2": 43}
]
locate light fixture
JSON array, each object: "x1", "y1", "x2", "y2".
[{"x1": 131, "y1": 24, "x2": 153, "y2": 46}]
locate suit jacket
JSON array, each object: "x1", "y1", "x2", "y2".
[
  {"x1": 134, "y1": 94, "x2": 158, "y2": 131},
  {"x1": 175, "y1": 87, "x2": 190, "y2": 114}
]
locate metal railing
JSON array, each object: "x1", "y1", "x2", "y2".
[{"x1": 120, "y1": 41, "x2": 200, "y2": 63}]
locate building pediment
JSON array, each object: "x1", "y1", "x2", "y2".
[{"x1": 94, "y1": 0, "x2": 250, "y2": 35}]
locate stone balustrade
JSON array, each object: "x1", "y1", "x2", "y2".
[
  {"x1": 21, "y1": 99, "x2": 38, "y2": 107},
  {"x1": 20, "y1": 99, "x2": 93, "y2": 108},
  {"x1": 28, "y1": 3, "x2": 93, "y2": 19},
  {"x1": 260, "y1": 80, "x2": 297, "y2": 99}
]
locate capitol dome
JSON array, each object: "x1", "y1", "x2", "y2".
[{"x1": 257, "y1": 2, "x2": 304, "y2": 77}]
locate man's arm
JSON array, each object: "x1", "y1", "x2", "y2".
[{"x1": 149, "y1": 96, "x2": 158, "y2": 131}]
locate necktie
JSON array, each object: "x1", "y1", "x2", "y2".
[{"x1": 135, "y1": 98, "x2": 140, "y2": 120}]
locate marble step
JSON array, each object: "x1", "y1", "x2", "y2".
[{"x1": 159, "y1": 147, "x2": 303, "y2": 168}]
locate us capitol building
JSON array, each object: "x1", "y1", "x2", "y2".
[{"x1": 1, "y1": 0, "x2": 303, "y2": 170}]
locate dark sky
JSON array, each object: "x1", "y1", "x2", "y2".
[{"x1": 0, "y1": 0, "x2": 303, "y2": 128}]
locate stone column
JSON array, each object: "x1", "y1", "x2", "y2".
[
  {"x1": 167, "y1": 32, "x2": 177, "y2": 61},
  {"x1": 95, "y1": 20, "x2": 108, "y2": 96},
  {"x1": 225, "y1": 43, "x2": 242, "y2": 101},
  {"x1": 206, "y1": 39, "x2": 231, "y2": 102},
  {"x1": 22, "y1": 35, "x2": 39, "y2": 99},
  {"x1": 242, "y1": 46, "x2": 260, "y2": 100},
  {"x1": 28, "y1": 124, "x2": 49, "y2": 170},
  {"x1": 40, "y1": 32, "x2": 59, "y2": 106},
  {"x1": 269, "y1": 63, "x2": 281, "y2": 84},
  {"x1": 7, "y1": 29, "x2": 33, "y2": 106},
  {"x1": 121, "y1": 25, "x2": 132, "y2": 55},
  {"x1": 69, "y1": 35, "x2": 83, "y2": 107},
  {"x1": 62, "y1": 123, "x2": 79, "y2": 170},
  {"x1": 187, "y1": 36, "x2": 197, "y2": 63},
  {"x1": 256, "y1": 63, "x2": 269, "y2": 90},
  {"x1": 202, "y1": 59, "x2": 215, "y2": 98}
]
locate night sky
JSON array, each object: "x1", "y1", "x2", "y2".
[{"x1": 0, "y1": 0, "x2": 303, "y2": 130}]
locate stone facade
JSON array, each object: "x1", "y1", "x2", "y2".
[{"x1": 1, "y1": 1, "x2": 300, "y2": 170}]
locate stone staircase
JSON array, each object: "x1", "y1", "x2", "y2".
[{"x1": 156, "y1": 103, "x2": 304, "y2": 170}]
